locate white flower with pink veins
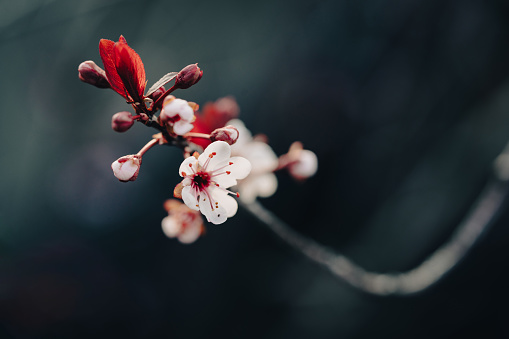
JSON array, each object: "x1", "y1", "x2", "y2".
[{"x1": 178, "y1": 141, "x2": 251, "y2": 224}]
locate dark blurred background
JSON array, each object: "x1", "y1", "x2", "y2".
[{"x1": 2, "y1": 0, "x2": 509, "y2": 337}]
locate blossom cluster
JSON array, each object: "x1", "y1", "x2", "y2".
[{"x1": 79, "y1": 36, "x2": 317, "y2": 244}]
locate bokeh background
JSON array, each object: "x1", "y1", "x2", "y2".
[{"x1": 2, "y1": 0, "x2": 509, "y2": 337}]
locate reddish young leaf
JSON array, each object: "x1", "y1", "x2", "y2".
[
  {"x1": 99, "y1": 38, "x2": 126, "y2": 98},
  {"x1": 113, "y1": 38, "x2": 146, "y2": 103},
  {"x1": 99, "y1": 36, "x2": 146, "y2": 103}
]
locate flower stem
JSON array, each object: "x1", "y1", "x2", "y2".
[
  {"x1": 183, "y1": 132, "x2": 211, "y2": 139},
  {"x1": 152, "y1": 84, "x2": 177, "y2": 110},
  {"x1": 136, "y1": 138, "x2": 159, "y2": 157}
]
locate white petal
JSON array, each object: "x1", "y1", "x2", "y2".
[
  {"x1": 240, "y1": 142, "x2": 278, "y2": 174},
  {"x1": 212, "y1": 174, "x2": 237, "y2": 189},
  {"x1": 210, "y1": 156, "x2": 251, "y2": 188},
  {"x1": 178, "y1": 222, "x2": 202, "y2": 244},
  {"x1": 180, "y1": 105, "x2": 195, "y2": 121},
  {"x1": 163, "y1": 98, "x2": 192, "y2": 118},
  {"x1": 238, "y1": 173, "x2": 278, "y2": 203},
  {"x1": 179, "y1": 156, "x2": 198, "y2": 177},
  {"x1": 253, "y1": 173, "x2": 278, "y2": 198},
  {"x1": 199, "y1": 188, "x2": 227, "y2": 225},
  {"x1": 111, "y1": 158, "x2": 138, "y2": 181},
  {"x1": 198, "y1": 141, "x2": 231, "y2": 171},
  {"x1": 227, "y1": 156, "x2": 251, "y2": 179},
  {"x1": 218, "y1": 195, "x2": 238, "y2": 218},
  {"x1": 182, "y1": 186, "x2": 199, "y2": 211},
  {"x1": 173, "y1": 121, "x2": 194, "y2": 136},
  {"x1": 238, "y1": 182, "x2": 258, "y2": 203},
  {"x1": 161, "y1": 215, "x2": 181, "y2": 238}
]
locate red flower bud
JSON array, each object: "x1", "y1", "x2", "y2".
[
  {"x1": 78, "y1": 60, "x2": 110, "y2": 88},
  {"x1": 209, "y1": 125, "x2": 239, "y2": 145},
  {"x1": 111, "y1": 111, "x2": 135, "y2": 132},
  {"x1": 175, "y1": 63, "x2": 203, "y2": 89},
  {"x1": 148, "y1": 85, "x2": 165, "y2": 102}
]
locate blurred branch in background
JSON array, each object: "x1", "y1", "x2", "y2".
[{"x1": 243, "y1": 147, "x2": 509, "y2": 295}]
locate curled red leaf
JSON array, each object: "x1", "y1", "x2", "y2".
[{"x1": 99, "y1": 35, "x2": 146, "y2": 103}]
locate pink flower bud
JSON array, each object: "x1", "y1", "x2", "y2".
[
  {"x1": 175, "y1": 63, "x2": 203, "y2": 89},
  {"x1": 111, "y1": 155, "x2": 142, "y2": 182},
  {"x1": 209, "y1": 125, "x2": 239, "y2": 145},
  {"x1": 148, "y1": 85, "x2": 165, "y2": 102},
  {"x1": 111, "y1": 111, "x2": 135, "y2": 132},
  {"x1": 280, "y1": 142, "x2": 318, "y2": 181},
  {"x1": 78, "y1": 60, "x2": 110, "y2": 88}
]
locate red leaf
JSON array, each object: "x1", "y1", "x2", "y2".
[
  {"x1": 113, "y1": 37, "x2": 146, "y2": 103},
  {"x1": 99, "y1": 36, "x2": 147, "y2": 102},
  {"x1": 99, "y1": 38, "x2": 126, "y2": 99}
]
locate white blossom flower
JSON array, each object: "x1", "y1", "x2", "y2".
[
  {"x1": 111, "y1": 154, "x2": 141, "y2": 182},
  {"x1": 178, "y1": 141, "x2": 251, "y2": 224},
  {"x1": 160, "y1": 96, "x2": 195, "y2": 135},
  {"x1": 228, "y1": 119, "x2": 279, "y2": 203},
  {"x1": 161, "y1": 200, "x2": 204, "y2": 244}
]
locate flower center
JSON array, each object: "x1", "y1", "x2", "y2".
[
  {"x1": 192, "y1": 171, "x2": 210, "y2": 190},
  {"x1": 166, "y1": 114, "x2": 181, "y2": 124}
]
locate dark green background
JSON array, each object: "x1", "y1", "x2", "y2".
[{"x1": 2, "y1": 0, "x2": 509, "y2": 337}]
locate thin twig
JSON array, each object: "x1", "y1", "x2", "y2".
[{"x1": 240, "y1": 178, "x2": 508, "y2": 296}]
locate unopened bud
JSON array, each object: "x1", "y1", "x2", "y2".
[
  {"x1": 148, "y1": 86, "x2": 165, "y2": 102},
  {"x1": 175, "y1": 63, "x2": 203, "y2": 89},
  {"x1": 283, "y1": 142, "x2": 318, "y2": 181},
  {"x1": 78, "y1": 60, "x2": 110, "y2": 88},
  {"x1": 112, "y1": 111, "x2": 135, "y2": 132},
  {"x1": 210, "y1": 125, "x2": 239, "y2": 145},
  {"x1": 111, "y1": 155, "x2": 142, "y2": 182}
]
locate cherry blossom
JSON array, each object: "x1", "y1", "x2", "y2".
[
  {"x1": 160, "y1": 96, "x2": 196, "y2": 136},
  {"x1": 177, "y1": 141, "x2": 251, "y2": 224},
  {"x1": 228, "y1": 119, "x2": 279, "y2": 203},
  {"x1": 161, "y1": 200, "x2": 205, "y2": 244}
]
